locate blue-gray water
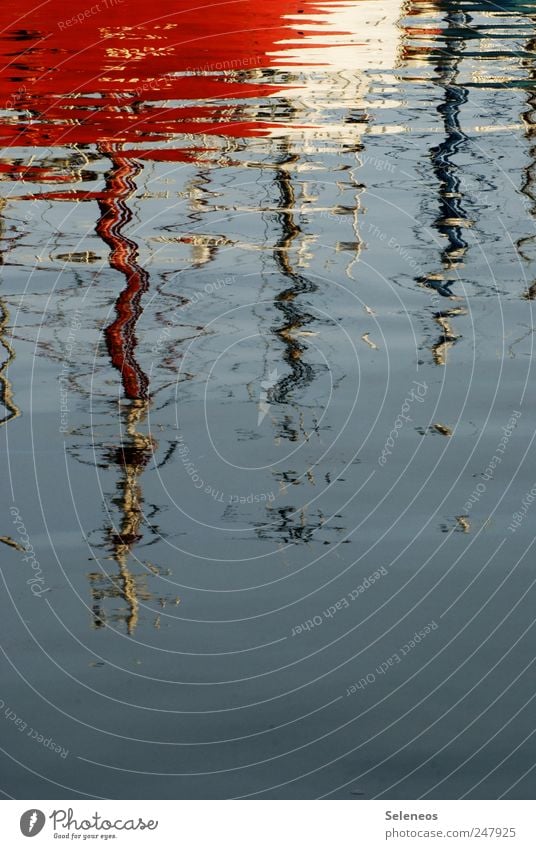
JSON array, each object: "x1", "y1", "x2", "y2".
[{"x1": 1, "y1": 0, "x2": 536, "y2": 799}]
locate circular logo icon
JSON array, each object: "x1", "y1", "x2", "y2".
[{"x1": 20, "y1": 810, "x2": 46, "y2": 837}]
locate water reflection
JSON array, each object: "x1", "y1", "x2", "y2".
[
  {"x1": 403, "y1": 0, "x2": 536, "y2": 354},
  {"x1": 0, "y1": 296, "x2": 19, "y2": 426},
  {"x1": 0, "y1": 200, "x2": 19, "y2": 427},
  {"x1": 1, "y1": 1, "x2": 358, "y2": 626},
  {"x1": 519, "y1": 27, "x2": 536, "y2": 296},
  {"x1": 88, "y1": 383, "x2": 184, "y2": 632},
  {"x1": 1, "y1": 0, "x2": 534, "y2": 588},
  {"x1": 96, "y1": 142, "x2": 150, "y2": 400},
  {"x1": 403, "y1": 5, "x2": 472, "y2": 363},
  {"x1": 90, "y1": 399, "x2": 155, "y2": 634},
  {"x1": 272, "y1": 146, "x2": 316, "y2": 415},
  {"x1": 432, "y1": 306, "x2": 465, "y2": 365},
  {"x1": 3, "y1": 0, "x2": 536, "y2": 799}
]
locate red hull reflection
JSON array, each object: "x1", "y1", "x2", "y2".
[{"x1": 0, "y1": 0, "x2": 339, "y2": 151}]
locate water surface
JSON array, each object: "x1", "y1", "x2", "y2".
[{"x1": 1, "y1": 0, "x2": 536, "y2": 799}]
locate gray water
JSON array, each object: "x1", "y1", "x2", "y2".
[{"x1": 1, "y1": 0, "x2": 536, "y2": 799}]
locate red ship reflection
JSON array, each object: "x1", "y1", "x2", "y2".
[{"x1": 0, "y1": 0, "x2": 339, "y2": 155}]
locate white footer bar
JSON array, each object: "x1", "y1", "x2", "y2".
[{"x1": 1, "y1": 800, "x2": 534, "y2": 848}]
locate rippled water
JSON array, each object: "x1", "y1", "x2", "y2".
[{"x1": 1, "y1": 0, "x2": 536, "y2": 799}]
